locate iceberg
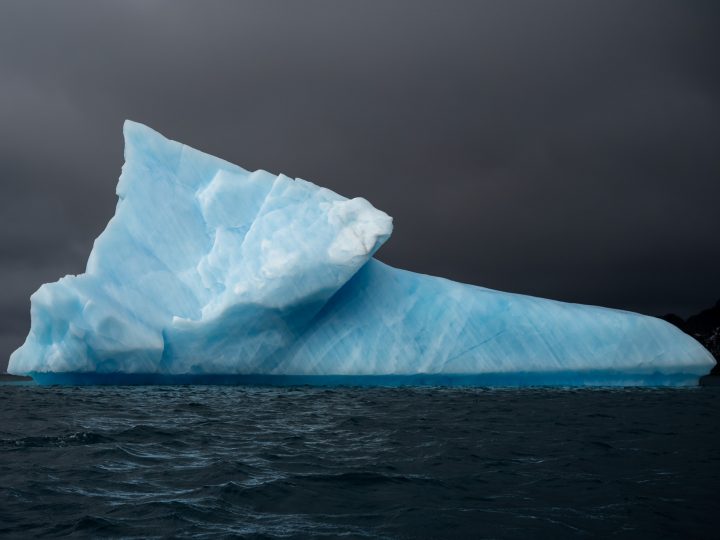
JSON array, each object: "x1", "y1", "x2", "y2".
[{"x1": 8, "y1": 122, "x2": 715, "y2": 386}]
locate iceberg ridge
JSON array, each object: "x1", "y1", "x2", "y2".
[{"x1": 8, "y1": 121, "x2": 715, "y2": 385}]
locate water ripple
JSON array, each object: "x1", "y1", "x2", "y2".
[{"x1": 0, "y1": 385, "x2": 718, "y2": 538}]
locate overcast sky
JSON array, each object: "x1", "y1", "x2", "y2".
[{"x1": 1, "y1": 1, "x2": 719, "y2": 371}]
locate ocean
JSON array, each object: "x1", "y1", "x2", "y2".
[{"x1": 1, "y1": 384, "x2": 718, "y2": 538}]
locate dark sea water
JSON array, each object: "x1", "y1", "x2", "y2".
[{"x1": 1, "y1": 384, "x2": 718, "y2": 539}]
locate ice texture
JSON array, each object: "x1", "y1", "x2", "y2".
[{"x1": 8, "y1": 122, "x2": 715, "y2": 386}]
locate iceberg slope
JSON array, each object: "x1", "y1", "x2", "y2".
[
  {"x1": 8, "y1": 121, "x2": 715, "y2": 385},
  {"x1": 284, "y1": 260, "x2": 714, "y2": 384}
]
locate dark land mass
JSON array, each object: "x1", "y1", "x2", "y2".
[
  {"x1": 660, "y1": 300, "x2": 720, "y2": 379},
  {"x1": 0, "y1": 374, "x2": 32, "y2": 382}
]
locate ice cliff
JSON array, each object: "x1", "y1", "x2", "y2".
[{"x1": 8, "y1": 122, "x2": 715, "y2": 385}]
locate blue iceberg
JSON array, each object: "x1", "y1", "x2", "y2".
[{"x1": 9, "y1": 122, "x2": 715, "y2": 386}]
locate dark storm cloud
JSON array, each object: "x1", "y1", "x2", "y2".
[{"x1": 1, "y1": 1, "x2": 719, "y2": 370}]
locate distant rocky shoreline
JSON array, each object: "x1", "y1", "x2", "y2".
[
  {"x1": 0, "y1": 374, "x2": 32, "y2": 382},
  {"x1": 660, "y1": 300, "x2": 720, "y2": 376}
]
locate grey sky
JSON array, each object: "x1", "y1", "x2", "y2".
[{"x1": 1, "y1": 1, "x2": 719, "y2": 371}]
